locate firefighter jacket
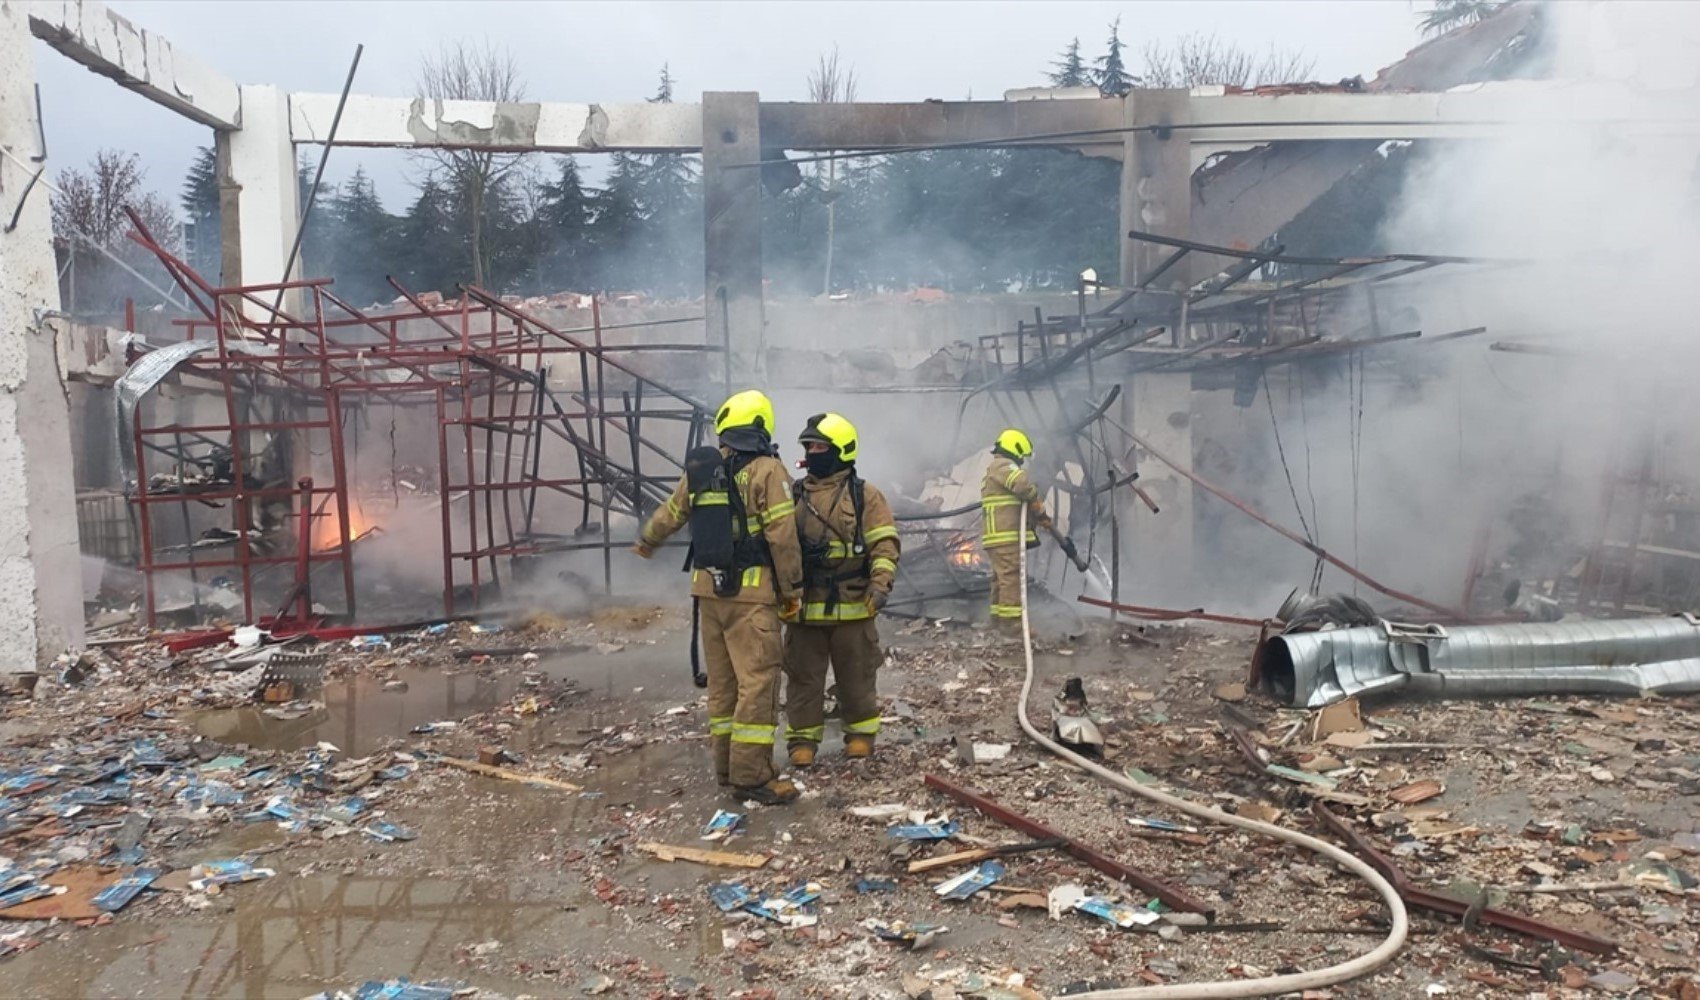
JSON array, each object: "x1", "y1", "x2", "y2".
[
  {"x1": 981, "y1": 453, "x2": 1044, "y2": 548},
  {"x1": 640, "y1": 449, "x2": 803, "y2": 605},
  {"x1": 793, "y1": 468, "x2": 901, "y2": 624}
]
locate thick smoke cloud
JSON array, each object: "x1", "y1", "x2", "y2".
[{"x1": 1181, "y1": 1, "x2": 1700, "y2": 617}]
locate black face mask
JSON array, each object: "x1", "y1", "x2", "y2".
[{"x1": 804, "y1": 451, "x2": 841, "y2": 478}]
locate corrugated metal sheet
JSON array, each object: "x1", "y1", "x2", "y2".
[{"x1": 1264, "y1": 616, "x2": 1700, "y2": 707}]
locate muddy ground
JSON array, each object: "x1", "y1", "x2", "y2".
[{"x1": 1, "y1": 603, "x2": 1697, "y2": 998}]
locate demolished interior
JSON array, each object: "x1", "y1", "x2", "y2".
[{"x1": 8, "y1": 1, "x2": 1700, "y2": 997}]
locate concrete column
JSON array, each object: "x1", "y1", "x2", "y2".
[
  {"x1": 701, "y1": 92, "x2": 765, "y2": 383},
  {"x1": 0, "y1": 6, "x2": 86, "y2": 663},
  {"x1": 1116, "y1": 91, "x2": 1197, "y2": 595},
  {"x1": 1118, "y1": 91, "x2": 1192, "y2": 288},
  {"x1": 221, "y1": 85, "x2": 299, "y2": 316},
  {"x1": 1125, "y1": 371, "x2": 1196, "y2": 600}
]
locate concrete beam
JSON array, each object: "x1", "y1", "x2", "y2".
[
  {"x1": 1, "y1": 4, "x2": 86, "y2": 664},
  {"x1": 292, "y1": 93, "x2": 1130, "y2": 156},
  {"x1": 290, "y1": 93, "x2": 702, "y2": 152},
  {"x1": 760, "y1": 99, "x2": 1124, "y2": 154},
  {"x1": 1184, "y1": 82, "x2": 1700, "y2": 142},
  {"x1": 26, "y1": 0, "x2": 239, "y2": 129},
  {"x1": 702, "y1": 92, "x2": 765, "y2": 381}
]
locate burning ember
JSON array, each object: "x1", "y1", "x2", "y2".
[
  {"x1": 311, "y1": 499, "x2": 380, "y2": 553},
  {"x1": 947, "y1": 535, "x2": 986, "y2": 571}
]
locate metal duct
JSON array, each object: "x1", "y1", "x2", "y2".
[
  {"x1": 1263, "y1": 616, "x2": 1700, "y2": 708},
  {"x1": 115, "y1": 340, "x2": 275, "y2": 485}
]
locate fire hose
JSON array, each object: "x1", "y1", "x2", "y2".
[{"x1": 1013, "y1": 507, "x2": 1409, "y2": 999}]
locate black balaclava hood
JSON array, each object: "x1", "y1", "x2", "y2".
[
  {"x1": 720, "y1": 426, "x2": 774, "y2": 455},
  {"x1": 804, "y1": 450, "x2": 848, "y2": 479}
]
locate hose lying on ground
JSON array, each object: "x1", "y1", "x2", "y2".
[{"x1": 1014, "y1": 507, "x2": 1410, "y2": 1000}]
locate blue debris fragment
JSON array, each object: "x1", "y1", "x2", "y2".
[
  {"x1": 700, "y1": 810, "x2": 744, "y2": 840},
  {"x1": 854, "y1": 877, "x2": 898, "y2": 894},
  {"x1": 934, "y1": 860, "x2": 1004, "y2": 900},
  {"x1": 364, "y1": 821, "x2": 417, "y2": 843},
  {"x1": 0, "y1": 882, "x2": 58, "y2": 908},
  {"x1": 350, "y1": 979, "x2": 455, "y2": 1000},
  {"x1": 708, "y1": 882, "x2": 754, "y2": 912},
  {"x1": 888, "y1": 821, "x2": 960, "y2": 841},
  {"x1": 94, "y1": 868, "x2": 161, "y2": 913}
]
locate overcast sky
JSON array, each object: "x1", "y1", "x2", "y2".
[{"x1": 35, "y1": 1, "x2": 1430, "y2": 212}]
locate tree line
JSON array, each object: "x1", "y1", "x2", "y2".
[{"x1": 54, "y1": 24, "x2": 1333, "y2": 314}]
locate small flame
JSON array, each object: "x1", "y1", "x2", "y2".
[
  {"x1": 947, "y1": 536, "x2": 985, "y2": 570},
  {"x1": 312, "y1": 499, "x2": 378, "y2": 553}
]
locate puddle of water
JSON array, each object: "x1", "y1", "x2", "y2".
[
  {"x1": 0, "y1": 874, "x2": 576, "y2": 999},
  {"x1": 194, "y1": 667, "x2": 524, "y2": 755}
]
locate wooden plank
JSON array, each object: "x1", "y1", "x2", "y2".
[
  {"x1": 907, "y1": 848, "x2": 993, "y2": 874},
  {"x1": 434, "y1": 757, "x2": 582, "y2": 792},
  {"x1": 635, "y1": 842, "x2": 769, "y2": 869}
]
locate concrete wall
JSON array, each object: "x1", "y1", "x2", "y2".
[{"x1": 1, "y1": 5, "x2": 85, "y2": 661}]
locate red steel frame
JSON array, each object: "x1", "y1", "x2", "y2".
[{"x1": 122, "y1": 213, "x2": 721, "y2": 627}]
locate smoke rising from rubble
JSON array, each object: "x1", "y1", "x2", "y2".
[{"x1": 1189, "y1": 1, "x2": 1700, "y2": 617}]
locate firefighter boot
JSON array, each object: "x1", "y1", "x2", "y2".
[
  {"x1": 845, "y1": 734, "x2": 875, "y2": 759},
  {"x1": 788, "y1": 744, "x2": 817, "y2": 769},
  {"x1": 733, "y1": 778, "x2": 800, "y2": 806}
]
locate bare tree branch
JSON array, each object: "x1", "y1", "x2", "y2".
[
  {"x1": 807, "y1": 45, "x2": 859, "y2": 104},
  {"x1": 413, "y1": 40, "x2": 530, "y2": 287},
  {"x1": 1141, "y1": 33, "x2": 1316, "y2": 89}
]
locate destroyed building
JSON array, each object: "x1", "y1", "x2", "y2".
[{"x1": 2, "y1": 1, "x2": 1700, "y2": 996}]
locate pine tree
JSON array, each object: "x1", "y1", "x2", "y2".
[
  {"x1": 180, "y1": 146, "x2": 220, "y2": 279},
  {"x1": 326, "y1": 167, "x2": 399, "y2": 305},
  {"x1": 588, "y1": 154, "x2": 648, "y2": 290},
  {"x1": 477, "y1": 173, "x2": 538, "y2": 293},
  {"x1": 1048, "y1": 38, "x2": 1090, "y2": 88},
  {"x1": 537, "y1": 156, "x2": 593, "y2": 290},
  {"x1": 637, "y1": 64, "x2": 702, "y2": 297},
  {"x1": 1094, "y1": 17, "x2": 1134, "y2": 96},
  {"x1": 396, "y1": 177, "x2": 461, "y2": 296}
]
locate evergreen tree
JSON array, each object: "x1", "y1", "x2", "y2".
[
  {"x1": 637, "y1": 64, "x2": 702, "y2": 296},
  {"x1": 324, "y1": 167, "x2": 398, "y2": 305},
  {"x1": 180, "y1": 146, "x2": 220, "y2": 279},
  {"x1": 395, "y1": 177, "x2": 461, "y2": 296},
  {"x1": 537, "y1": 156, "x2": 593, "y2": 290},
  {"x1": 473, "y1": 172, "x2": 538, "y2": 292},
  {"x1": 1048, "y1": 38, "x2": 1090, "y2": 88},
  {"x1": 588, "y1": 154, "x2": 647, "y2": 290},
  {"x1": 1094, "y1": 17, "x2": 1134, "y2": 96}
]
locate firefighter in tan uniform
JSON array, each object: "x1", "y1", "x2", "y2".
[
  {"x1": 981, "y1": 428, "x2": 1050, "y2": 628},
  {"x1": 633, "y1": 390, "x2": 804, "y2": 805},
  {"x1": 781, "y1": 414, "x2": 900, "y2": 767}
]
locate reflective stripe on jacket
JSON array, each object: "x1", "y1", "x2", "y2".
[
  {"x1": 981, "y1": 453, "x2": 1040, "y2": 548},
  {"x1": 793, "y1": 469, "x2": 900, "y2": 624},
  {"x1": 638, "y1": 449, "x2": 803, "y2": 605}
]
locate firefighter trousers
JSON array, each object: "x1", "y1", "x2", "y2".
[
  {"x1": 782, "y1": 618, "x2": 882, "y2": 748},
  {"x1": 700, "y1": 598, "x2": 782, "y2": 789},
  {"x1": 986, "y1": 543, "x2": 1024, "y2": 621}
]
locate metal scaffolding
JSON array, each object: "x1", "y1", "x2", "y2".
[{"x1": 119, "y1": 214, "x2": 721, "y2": 628}]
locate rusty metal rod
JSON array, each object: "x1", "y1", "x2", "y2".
[
  {"x1": 1123, "y1": 427, "x2": 1460, "y2": 618},
  {"x1": 1310, "y1": 803, "x2": 1616, "y2": 955},
  {"x1": 1078, "y1": 595, "x2": 1267, "y2": 628},
  {"x1": 923, "y1": 774, "x2": 1213, "y2": 918}
]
